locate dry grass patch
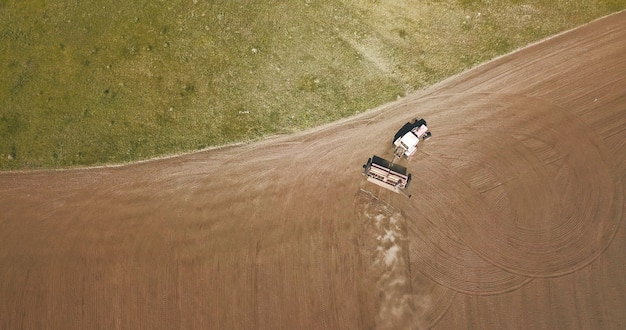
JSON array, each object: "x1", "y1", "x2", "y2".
[{"x1": 1, "y1": 0, "x2": 624, "y2": 169}]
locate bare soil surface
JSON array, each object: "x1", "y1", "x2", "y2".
[{"x1": 1, "y1": 11, "x2": 625, "y2": 330}]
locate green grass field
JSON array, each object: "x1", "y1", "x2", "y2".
[{"x1": 1, "y1": 0, "x2": 624, "y2": 169}]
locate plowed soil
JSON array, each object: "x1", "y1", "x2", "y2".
[{"x1": 1, "y1": 11, "x2": 625, "y2": 330}]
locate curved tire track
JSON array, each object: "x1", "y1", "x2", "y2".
[{"x1": 417, "y1": 93, "x2": 622, "y2": 277}]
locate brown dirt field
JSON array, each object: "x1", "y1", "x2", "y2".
[{"x1": 1, "y1": 10, "x2": 625, "y2": 330}]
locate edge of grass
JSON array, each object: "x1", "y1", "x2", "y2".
[{"x1": 1, "y1": 0, "x2": 624, "y2": 170}]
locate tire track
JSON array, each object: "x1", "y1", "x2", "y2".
[
  {"x1": 422, "y1": 93, "x2": 622, "y2": 277},
  {"x1": 398, "y1": 198, "x2": 532, "y2": 295}
]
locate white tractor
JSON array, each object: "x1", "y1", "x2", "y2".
[{"x1": 393, "y1": 118, "x2": 431, "y2": 159}]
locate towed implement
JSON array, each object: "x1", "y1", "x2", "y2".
[{"x1": 362, "y1": 155, "x2": 412, "y2": 197}]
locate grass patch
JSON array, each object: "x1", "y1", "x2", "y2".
[{"x1": 1, "y1": 0, "x2": 624, "y2": 169}]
